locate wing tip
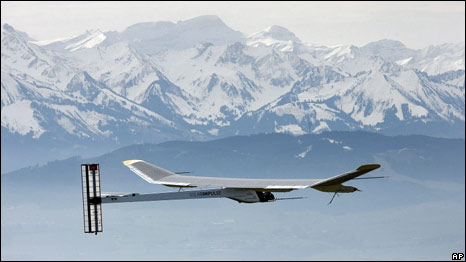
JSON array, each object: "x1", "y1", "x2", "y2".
[
  {"x1": 357, "y1": 164, "x2": 381, "y2": 171},
  {"x1": 122, "y1": 159, "x2": 143, "y2": 166}
]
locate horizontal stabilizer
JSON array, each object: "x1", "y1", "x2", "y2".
[{"x1": 81, "y1": 164, "x2": 103, "y2": 235}]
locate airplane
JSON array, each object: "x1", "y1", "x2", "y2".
[{"x1": 80, "y1": 160, "x2": 383, "y2": 234}]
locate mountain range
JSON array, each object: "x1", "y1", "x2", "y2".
[
  {"x1": 1, "y1": 15, "x2": 465, "y2": 172},
  {"x1": 4, "y1": 131, "x2": 464, "y2": 196}
]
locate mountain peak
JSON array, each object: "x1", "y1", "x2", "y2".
[
  {"x1": 2, "y1": 23, "x2": 33, "y2": 41},
  {"x1": 121, "y1": 15, "x2": 244, "y2": 54},
  {"x1": 247, "y1": 25, "x2": 301, "y2": 49},
  {"x1": 180, "y1": 15, "x2": 223, "y2": 24},
  {"x1": 3, "y1": 23, "x2": 14, "y2": 32},
  {"x1": 30, "y1": 28, "x2": 107, "y2": 52},
  {"x1": 66, "y1": 72, "x2": 103, "y2": 100},
  {"x1": 360, "y1": 39, "x2": 415, "y2": 62},
  {"x1": 85, "y1": 28, "x2": 103, "y2": 35},
  {"x1": 265, "y1": 25, "x2": 298, "y2": 40},
  {"x1": 364, "y1": 39, "x2": 407, "y2": 49},
  {"x1": 251, "y1": 25, "x2": 301, "y2": 43}
]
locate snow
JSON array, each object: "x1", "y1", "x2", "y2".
[
  {"x1": 29, "y1": 35, "x2": 78, "y2": 46},
  {"x1": 208, "y1": 128, "x2": 219, "y2": 136},
  {"x1": 275, "y1": 124, "x2": 306, "y2": 135},
  {"x1": 1, "y1": 21, "x2": 464, "y2": 142},
  {"x1": 120, "y1": 15, "x2": 244, "y2": 54},
  {"x1": 57, "y1": 116, "x2": 76, "y2": 135},
  {"x1": 396, "y1": 57, "x2": 412, "y2": 66},
  {"x1": 29, "y1": 29, "x2": 107, "y2": 52},
  {"x1": 413, "y1": 42, "x2": 465, "y2": 75},
  {"x1": 342, "y1": 146, "x2": 353, "y2": 151},
  {"x1": 190, "y1": 129, "x2": 203, "y2": 135},
  {"x1": 271, "y1": 101, "x2": 340, "y2": 124},
  {"x1": 312, "y1": 122, "x2": 330, "y2": 134},
  {"x1": 324, "y1": 45, "x2": 355, "y2": 62},
  {"x1": 47, "y1": 104, "x2": 114, "y2": 137},
  {"x1": 247, "y1": 25, "x2": 300, "y2": 48},
  {"x1": 152, "y1": 43, "x2": 297, "y2": 123},
  {"x1": 1, "y1": 100, "x2": 45, "y2": 138},
  {"x1": 322, "y1": 138, "x2": 342, "y2": 144},
  {"x1": 66, "y1": 31, "x2": 106, "y2": 52},
  {"x1": 296, "y1": 145, "x2": 312, "y2": 158}
]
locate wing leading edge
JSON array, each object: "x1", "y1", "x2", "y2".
[{"x1": 122, "y1": 160, "x2": 381, "y2": 192}]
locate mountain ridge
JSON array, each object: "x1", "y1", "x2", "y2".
[{"x1": 1, "y1": 17, "x2": 464, "y2": 172}]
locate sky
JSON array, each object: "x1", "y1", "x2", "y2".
[{"x1": 1, "y1": 1, "x2": 465, "y2": 49}]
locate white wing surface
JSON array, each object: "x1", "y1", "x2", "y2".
[{"x1": 122, "y1": 160, "x2": 381, "y2": 192}]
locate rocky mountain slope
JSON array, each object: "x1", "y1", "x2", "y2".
[{"x1": 1, "y1": 16, "x2": 464, "y2": 171}]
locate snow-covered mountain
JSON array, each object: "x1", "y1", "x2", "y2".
[
  {"x1": 1, "y1": 16, "x2": 464, "y2": 171},
  {"x1": 1, "y1": 23, "x2": 201, "y2": 172},
  {"x1": 120, "y1": 15, "x2": 245, "y2": 54},
  {"x1": 359, "y1": 39, "x2": 465, "y2": 76},
  {"x1": 247, "y1": 25, "x2": 301, "y2": 52},
  {"x1": 30, "y1": 29, "x2": 107, "y2": 52}
]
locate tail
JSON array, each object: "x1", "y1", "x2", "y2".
[{"x1": 81, "y1": 164, "x2": 103, "y2": 235}]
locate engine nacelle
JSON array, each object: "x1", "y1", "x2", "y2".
[
  {"x1": 256, "y1": 191, "x2": 275, "y2": 202},
  {"x1": 227, "y1": 190, "x2": 276, "y2": 203},
  {"x1": 313, "y1": 184, "x2": 360, "y2": 193}
]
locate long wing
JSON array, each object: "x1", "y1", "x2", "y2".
[
  {"x1": 122, "y1": 160, "x2": 381, "y2": 192},
  {"x1": 310, "y1": 164, "x2": 381, "y2": 188}
]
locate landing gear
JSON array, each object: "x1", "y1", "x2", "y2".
[{"x1": 328, "y1": 192, "x2": 339, "y2": 205}]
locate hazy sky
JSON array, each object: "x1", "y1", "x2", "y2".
[{"x1": 1, "y1": 1, "x2": 465, "y2": 49}]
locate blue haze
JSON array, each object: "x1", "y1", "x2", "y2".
[{"x1": 1, "y1": 132, "x2": 465, "y2": 260}]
